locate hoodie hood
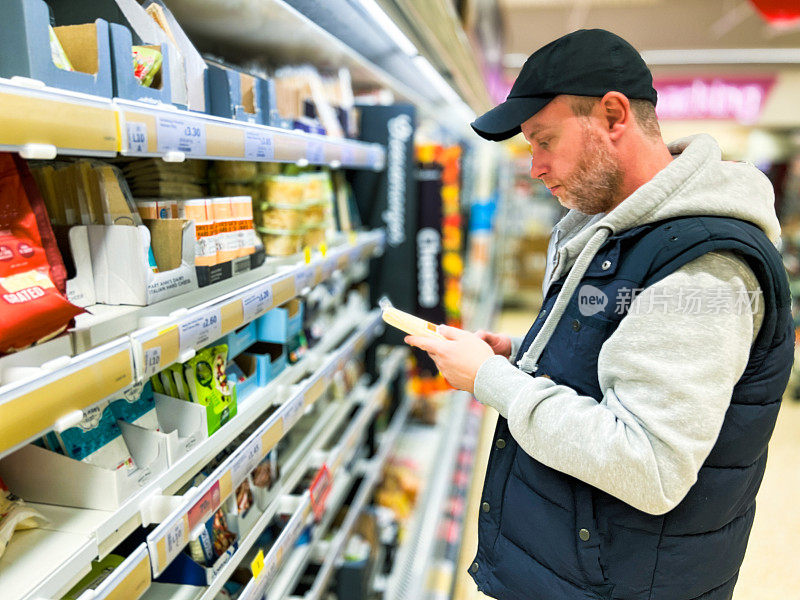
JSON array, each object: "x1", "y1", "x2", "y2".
[{"x1": 551, "y1": 134, "x2": 780, "y2": 278}]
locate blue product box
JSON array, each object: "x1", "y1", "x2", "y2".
[
  {"x1": 108, "y1": 23, "x2": 172, "y2": 104},
  {"x1": 0, "y1": 0, "x2": 113, "y2": 98},
  {"x1": 216, "y1": 321, "x2": 257, "y2": 360},
  {"x1": 256, "y1": 300, "x2": 303, "y2": 344},
  {"x1": 236, "y1": 342, "x2": 288, "y2": 390},
  {"x1": 109, "y1": 380, "x2": 159, "y2": 430},
  {"x1": 205, "y1": 61, "x2": 264, "y2": 124}
]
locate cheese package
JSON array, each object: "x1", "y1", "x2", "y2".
[
  {"x1": 55, "y1": 400, "x2": 136, "y2": 472},
  {"x1": 0, "y1": 477, "x2": 48, "y2": 560},
  {"x1": 379, "y1": 299, "x2": 445, "y2": 340},
  {"x1": 132, "y1": 45, "x2": 163, "y2": 87}
]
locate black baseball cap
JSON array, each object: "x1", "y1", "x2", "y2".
[{"x1": 471, "y1": 29, "x2": 657, "y2": 141}]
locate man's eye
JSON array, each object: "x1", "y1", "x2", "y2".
[{"x1": 537, "y1": 138, "x2": 549, "y2": 149}]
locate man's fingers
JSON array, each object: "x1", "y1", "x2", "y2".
[
  {"x1": 437, "y1": 325, "x2": 466, "y2": 341},
  {"x1": 404, "y1": 335, "x2": 445, "y2": 354}
]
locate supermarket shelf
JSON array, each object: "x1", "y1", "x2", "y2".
[
  {"x1": 384, "y1": 391, "x2": 473, "y2": 600},
  {"x1": 0, "y1": 230, "x2": 384, "y2": 461},
  {"x1": 0, "y1": 309, "x2": 383, "y2": 600},
  {"x1": 292, "y1": 365, "x2": 413, "y2": 600},
  {"x1": 145, "y1": 311, "x2": 384, "y2": 577},
  {"x1": 0, "y1": 77, "x2": 385, "y2": 168}
]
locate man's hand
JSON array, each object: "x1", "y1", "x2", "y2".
[
  {"x1": 405, "y1": 325, "x2": 495, "y2": 394},
  {"x1": 475, "y1": 330, "x2": 513, "y2": 358}
]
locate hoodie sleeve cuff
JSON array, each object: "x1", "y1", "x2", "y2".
[
  {"x1": 474, "y1": 355, "x2": 550, "y2": 418},
  {"x1": 509, "y1": 336, "x2": 524, "y2": 361}
]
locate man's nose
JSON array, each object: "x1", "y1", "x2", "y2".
[{"x1": 530, "y1": 158, "x2": 547, "y2": 180}]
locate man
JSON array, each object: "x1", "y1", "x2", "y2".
[{"x1": 405, "y1": 29, "x2": 793, "y2": 600}]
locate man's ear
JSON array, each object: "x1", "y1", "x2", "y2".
[{"x1": 599, "y1": 92, "x2": 630, "y2": 142}]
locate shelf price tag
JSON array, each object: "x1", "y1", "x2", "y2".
[
  {"x1": 281, "y1": 395, "x2": 304, "y2": 431},
  {"x1": 163, "y1": 520, "x2": 186, "y2": 568},
  {"x1": 126, "y1": 122, "x2": 148, "y2": 153},
  {"x1": 251, "y1": 549, "x2": 265, "y2": 579},
  {"x1": 232, "y1": 437, "x2": 263, "y2": 487},
  {"x1": 341, "y1": 144, "x2": 355, "y2": 166},
  {"x1": 306, "y1": 139, "x2": 325, "y2": 164},
  {"x1": 143, "y1": 347, "x2": 162, "y2": 378},
  {"x1": 309, "y1": 465, "x2": 332, "y2": 522},
  {"x1": 245, "y1": 129, "x2": 275, "y2": 160},
  {"x1": 179, "y1": 308, "x2": 222, "y2": 352},
  {"x1": 295, "y1": 267, "x2": 312, "y2": 295},
  {"x1": 157, "y1": 115, "x2": 207, "y2": 156},
  {"x1": 242, "y1": 284, "x2": 273, "y2": 323}
]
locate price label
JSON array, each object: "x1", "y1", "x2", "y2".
[
  {"x1": 251, "y1": 549, "x2": 265, "y2": 579},
  {"x1": 341, "y1": 144, "x2": 355, "y2": 166},
  {"x1": 143, "y1": 347, "x2": 162, "y2": 378},
  {"x1": 245, "y1": 129, "x2": 275, "y2": 160},
  {"x1": 309, "y1": 465, "x2": 332, "y2": 521},
  {"x1": 306, "y1": 139, "x2": 325, "y2": 164},
  {"x1": 164, "y1": 520, "x2": 186, "y2": 563},
  {"x1": 281, "y1": 396, "x2": 303, "y2": 431},
  {"x1": 232, "y1": 437, "x2": 263, "y2": 486},
  {"x1": 295, "y1": 268, "x2": 312, "y2": 294},
  {"x1": 126, "y1": 122, "x2": 148, "y2": 153},
  {"x1": 242, "y1": 284, "x2": 273, "y2": 323},
  {"x1": 157, "y1": 115, "x2": 207, "y2": 156},
  {"x1": 179, "y1": 308, "x2": 222, "y2": 352}
]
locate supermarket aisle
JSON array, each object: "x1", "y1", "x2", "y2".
[{"x1": 455, "y1": 306, "x2": 800, "y2": 600}]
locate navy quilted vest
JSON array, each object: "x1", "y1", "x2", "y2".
[{"x1": 470, "y1": 216, "x2": 794, "y2": 600}]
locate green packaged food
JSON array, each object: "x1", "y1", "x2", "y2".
[
  {"x1": 132, "y1": 46, "x2": 162, "y2": 87},
  {"x1": 183, "y1": 345, "x2": 237, "y2": 434}
]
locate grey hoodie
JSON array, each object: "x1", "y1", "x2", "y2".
[{"x1": 474, "y1": 134, "x2": 778, "y2": 515}]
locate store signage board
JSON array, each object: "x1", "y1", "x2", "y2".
[{"x1": 653, "y1": 77, "x2": 776, "y2": 124}]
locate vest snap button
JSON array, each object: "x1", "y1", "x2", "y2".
[
  {"x1": 470, "y1": 562, "x2": 479, "y2": 574},
  {"x1": 496, "y1": 438, "x2": 506, "y2": 449},
  {"x1": 572, "y1": 320, "x2": 581, "y2": 332},
  {"x1": 579, "y1": 528, "x2": 591, "y2": 542},
  {"x1": 601, "y1": 260, "x2": 612, "y2": 270},
  {"x1": 482, "y1": 502, "x2": 491, "y2": 513}
]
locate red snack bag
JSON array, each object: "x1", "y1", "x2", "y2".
[{"x1": 0, "y1": 153, "x2": 83, "y2": 353}]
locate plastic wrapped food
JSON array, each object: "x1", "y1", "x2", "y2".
[
  {"x1": 258, "y1": 205, "x2": 306, "y2": 230},
  {"x1": 265, "y1": 175, "x2": 305, "y2": 205},
  {"x1": 0, "y1": 477, "x2": 48, "y2": 559},
  {"x1": 0, "y1": 154, "x2": 83, "y2": 354},
  {"x1": 304, "y1": 225, "x2": 326, "y2": 248},
  {"x1": 132, "y1": 46, "x2": 162, "y2": 87},
  {"x1": 257, "y1": 227, "x2": 304, "y2": 256},
  {"x1": 214, "y1": 161, "x2": 258, "y2": 182}
]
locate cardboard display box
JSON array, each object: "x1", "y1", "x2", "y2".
[
  {"x1": 205, "y1": 61, "x2": 266, "y2": 125},
  {"x1": 256, "y1": 300, "x2": 304, "y2": 344},
  {"x1": 109, "y1": 23, "x2": 173, "y2": 104},
  {"x1": 0, "y1": 0, "x2": 113, "y2": 97}
]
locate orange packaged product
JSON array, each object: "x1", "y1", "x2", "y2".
[
  {"x1": 178, "y1": 199, "x2": 216, "y2": 267},
  {"x1": 0, "y1": 153, "x2": 83, "y2": 354},
  {"x1": 211, "y1": 198, "x2": 239, "y2": 263}
]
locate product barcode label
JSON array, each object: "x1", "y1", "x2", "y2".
[
  {"x1": 126, "y1": 122, "x2": 148, "y2": 153},
  {"x1": 157, "y1": 116, "x2": 207, "y2": 156},
  {"x1": 306, "y1": 139, "x2": 325, "y2": 164},
  {"x1": 244, "y1": 129, "x2": 275, "y2": 160},
  {"x1": 143, "y1": 347, "x2": 162, "y2": 378},
  {"x1": 179, "y1": 308, "x2": 222, "y2": 352},
  {"x1": 242, "y1": 284, "x2": 273, "y2": 323}
]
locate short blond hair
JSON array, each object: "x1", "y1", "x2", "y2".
[{"x1": 568, "y1": 95, "x2": 661, "y2": 140}]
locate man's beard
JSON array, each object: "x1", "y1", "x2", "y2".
[{"x1": 559, "y1": 124, "x2": 624, "y2": 215}]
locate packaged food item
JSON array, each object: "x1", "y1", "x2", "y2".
[
  {"x1": 49, "y1": 26, "x2": 74, "y2": 72},
  {"x1": 0, "y1": 477, "x2": 48, "y2": 560},
  {"x1": 257, "y1": 227, "x2": 304, "y2": 256},
  {"x1": 304, "y1": 225, "x2": 325, "y2": 248},
  {"x1": 258, "y1": 205, "x2": 306, "y2": 230},
  {"x1": 132, "y1": 45, "x2": 163, "y2": 88},
  {"x1": 379, "y1": 300, "x2": 445, "y2": 340},
  {"x1": 230, "y1": 197, "x2": 256, "y2": 257},
  {"x1": 188, "y1": 509, "x2": 236, "y2": 566},
  {"x1": 0, "y1": 153, "x2": 83, "y2": 354},
  {"x1": 170, "y1": 362, "x2": 190, "y2": 400},
  {"x1": 265, "y1": 175, "x2": 305, "y2": 206},
  {"x1": 235, "y1": 479, "x2": 253, "y2": 517},
  {"x1": 178, "y1": 199, "x2": 217, "y2": 267},
  {"x1": 54, "y1": 400, "x2": 136, "y2": 472},
  {"x1": 214, "y1": 161, "x2": 258, "y2": 181},
  {"x1": 109, "y1": 381, "x2": 160, "y2": 430},
  {"x1": 212, "y1": 198, "x2": 239, "y2": 263},
  {"x1": 183, "y1": 345, "x2": 237, "y2": 434},
  {"x1": 62, "y1": 555, "x2": 125, "y2": 600},
  {"x1": 287, "y1": 330, "x2": 308, "y2": 364}
]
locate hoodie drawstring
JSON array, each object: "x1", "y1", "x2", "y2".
[{"x1": 517, "y1": 227, "x2": 613, "y2": 374}]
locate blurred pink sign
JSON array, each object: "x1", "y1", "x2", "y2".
[{"x1": 654, "y1": 77, "x2": 776, "y2": 123}]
